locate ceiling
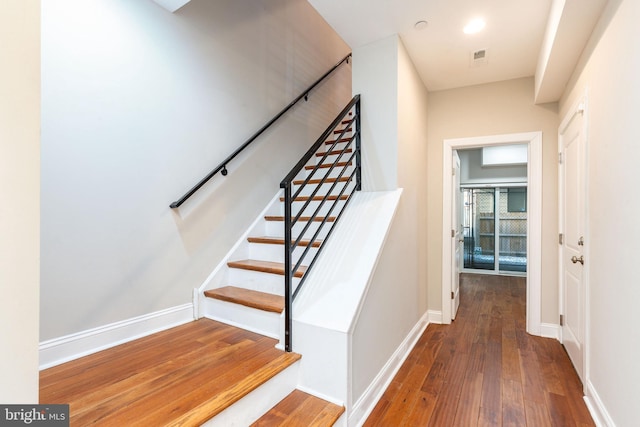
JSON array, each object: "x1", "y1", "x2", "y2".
[
  {"x1": 307, "y1": 0, "x2": 609, "y2": 102},
  {"x1": 155, "y1": 0, "x2": 609, "y2": 103}
]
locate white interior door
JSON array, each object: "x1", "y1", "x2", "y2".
[
  {"x1": 560, "y1": 104, "x2": 586, "y2": 381},
  {"x1": 451, "y1": 151, "x2": 462, "y2": 319}
]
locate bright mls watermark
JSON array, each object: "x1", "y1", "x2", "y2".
[{"x1": 0, "y1": 405, "x2": 69, "y2": 426}]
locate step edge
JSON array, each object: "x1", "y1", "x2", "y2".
[
  {"x1": 251, "y1": 389, "x2": 345, "y2": 427},
  {"x1": 204, "y1": 287, "x2": 284, "y2": 313},
  {"x1": 169, "y1": 353, "x2": 302, "y2": 426},
  {"x1": 227, "y1": 260, "x2": 307, "y2": 278},
  {"x1": 248, "y1": 236, "x2": 322, "y2": 248}
]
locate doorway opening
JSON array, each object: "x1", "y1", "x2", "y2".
[{"x1": 442, "y1": 132, "x2": 542, "y2": 336}]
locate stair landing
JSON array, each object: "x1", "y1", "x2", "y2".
[{"x1": 39, "y1": 319, "x2": 300, "y2": 426}]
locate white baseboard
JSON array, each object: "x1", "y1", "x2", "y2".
[
  {"x1": 540, "y1": 322, "x2": 560, "y2": 340},
  {"x1": 427, "y1": 310, "x2": 443, "y2": 324},
  {"x1": 584, "y1": 379, "x2": 615, "y2": 427},
  {"x1": 348, "y1": 312, "x2": 430, "y2": 427},
  {"x1": 39, "y1": 303, "x2": 194, "y2": 369}
]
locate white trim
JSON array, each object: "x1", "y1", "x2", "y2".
[
  {"x1": 539, "y1": 323, "x2": 560, "y2": 340},
  {"x1": 559, "y1": 99, "x2": 586, "y2": 133},
  {"x1": 584, "y1": 379, "x2": 616, "y2": 427},
  {"x1": 348, "y1": 312, "x2": 429, "y2": 427},
  {"x1": 461, "y1": 180, "x2": 527, "y2": 188},
  {"x1": 442, "y1": 132, "x2": 542, "y2": 337},
  {"x1": 39, "y1": 304, "x2": 193, "y2": 369},
  {"x1": 427, "y1": 310, "x2": 442, "y2": 324}
]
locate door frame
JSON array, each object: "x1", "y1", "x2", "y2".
[
  {"x1": 451, "y1": 151, "x2": 462, "y2": 319},
  {"x1": 558, "y1": 92, "x2": 589, "y2": 384},
  {"x1": 442, "y1": 132, "x2": 542, "y2": 336}
]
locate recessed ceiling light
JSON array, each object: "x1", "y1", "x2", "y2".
[
  {"x1": 414, "y1": 20, "x2": 428, "y2": 31},
  {"x1": 463, "y1": 18, "x2": 486, "y2": 34}
]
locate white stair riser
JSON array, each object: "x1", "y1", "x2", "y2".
[
  {"x1": 201, "y1": 298, "x2": 281, "y2": 339},
  {"x1": 304, "y1": 165, "x2": 354, "y2": 180},
  {"x1": 314, "y1": 152, "x2": 354, "y2": 166},
  {"x1": 278, "y1": 199, "x2": 348, "y2": 218},
  {"x1": 249, "y1": 243, "x2": 319, "y2": 265},
  {"x1": 323, "y1": 138, "x2": 352, "y2": 148},
  {"x1": 294, "y1": 181, "x2": 354, "y2": 197},
  {"x1": 227, "y1": 268, "x2": 301, "y2": 295},
  {"x1": 265, "y1": 219, "x2": 331, "y2": 239}
]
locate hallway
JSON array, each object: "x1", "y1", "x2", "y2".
[{"x1": 364, "y1": 274, "x2": 594, "y2": 426}]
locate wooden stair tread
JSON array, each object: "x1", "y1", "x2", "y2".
[
  {"x1": 39, "y1": 319, "x2": 301, "y2": 426},
  {"x1": 251, "y1": 390, "x2": 344, "y2": 427},
  {"x1": 333, "y1": 127, "x2": 352, "y2": 134},
  {"x1": 279, "y1": 194, "x2": 349, "y2": 202},
  {"x1": 316, "y1": 148, "x2": 353, "y2": 157},
  {"x1": 204, "y1": 286, "x2": 284, "y2": 313},
  {"x1": 293, "y1": 177, "x2": 350, "y2": 185},
  {"x1": 248, "y1": 236, "x2": 322, "y2": 247},
  {"x1": 228, "y1": 259, "x2": 307, "y2": 278},
  {"x1": 325, "y1": 137, "x2": 351, "y2": 145},
  {"x1": 305, "y1": 161, "x2": 350, "y2": 170},
  {"x1": 265, "y1": 215, "x2": 336, "y2": 222}
]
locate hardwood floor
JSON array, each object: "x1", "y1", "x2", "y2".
[{"x1": 364, "y1": 273, "x2": 594, "y2": 427}]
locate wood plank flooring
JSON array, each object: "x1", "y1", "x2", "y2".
[
  {"x1": 39, "y1": 319, "x2": 300, "y2": 426},
  {"x1": 364, "y1": 273, "x2": 594, "y2": 427}
]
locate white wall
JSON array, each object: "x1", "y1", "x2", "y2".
[
  {"x1": 559, "y1": 0, "x2": 639, "y2": 424},
  {"x1": 0, "y1": 0, "x2": 40, "y2": 402},
  {"x1": 426, "y1": 77, "x2": 560, "y2": 324},
  {"x1": 40, "y1": 0, "x2": 351, "y2": 341},
  {"x1": 350, "y1": 35, "x2": 429, "y2": 405},
  {"x1": 397, "y1": 39, "x2": 430, "y2": 319},
  {"x1": 352, "y1": 35, "x2": 399, "y2": 191}
]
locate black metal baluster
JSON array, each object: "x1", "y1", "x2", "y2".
[
  {"x1": 355, "y1": 99, "x2": 362, "y2": 191},
  {"x1": 283, "y1": 183, "x2": 293, "y2": 352}
]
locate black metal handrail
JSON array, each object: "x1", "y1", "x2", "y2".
[
  {"x1": 280, "y1": 95, "x2": 361, "y2": 352},
  {"x1": 169, "y1": 53, "x2": 353, "y2": 209}
]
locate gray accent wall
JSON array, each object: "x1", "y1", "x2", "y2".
[{"x1": 40, "y1": 0, "x2": 351, "y2": 340}]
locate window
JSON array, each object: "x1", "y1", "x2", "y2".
[{"x1": 507, "y1": 188, "x2": 527, "y2": 212}]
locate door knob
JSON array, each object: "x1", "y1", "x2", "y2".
[{"x1": 571, "y1": 255, "x2": 584, "y2": 265}]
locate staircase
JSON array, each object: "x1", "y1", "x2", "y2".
[
  {"x1": 195, "y1": 96, "x2": 361, "y2": 424},
  {"x1": 199, "y1": 99, "x2": 360, "y2": 350}
]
